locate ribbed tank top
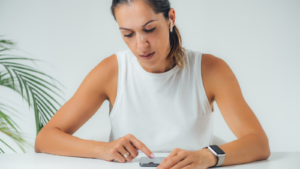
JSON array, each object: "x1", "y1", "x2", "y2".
[{"x1": 108, "y1": 49, "x2": 214, "y2": 153}]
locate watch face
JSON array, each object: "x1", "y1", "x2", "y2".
[{"x1": 210, "y1": 145, "x2": 225, "y2": 155}]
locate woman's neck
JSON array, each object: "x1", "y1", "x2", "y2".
[{"x1": 139, "y1": 58, "x2": 176, "y2": 73}]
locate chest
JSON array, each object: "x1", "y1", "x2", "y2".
[{"x1": 106, "y1": 74, "x2": 214, "y2": 113}]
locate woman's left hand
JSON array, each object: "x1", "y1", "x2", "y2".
[{"x1": 157, "y1": 148, "x2": 215, "y2": 169}]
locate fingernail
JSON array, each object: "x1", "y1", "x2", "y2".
[{"x1": 151, "y1": 154, "x2": 155, "y2": 159}]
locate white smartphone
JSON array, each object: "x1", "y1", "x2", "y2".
[{"x1": 139, "y1": 157, "x2": 165, "y2": 167}]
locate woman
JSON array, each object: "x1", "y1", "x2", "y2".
[{"x1": 35, "y1": 0, "x2": 270, "y2": 168}]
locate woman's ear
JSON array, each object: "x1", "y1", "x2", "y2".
[{"x1": 168, "y1": 8, "x2": 176, "y2": 27}]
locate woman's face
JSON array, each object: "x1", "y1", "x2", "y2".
[{"x1": 115, "y1": 1, "x2": 174, "y2": 73}]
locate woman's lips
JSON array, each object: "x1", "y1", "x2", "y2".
[{"x1": 140, "y1": 52, "x2": 155, "y2": 60}]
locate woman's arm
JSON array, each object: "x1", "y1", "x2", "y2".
[
  {"x1": 35, "y1": 54, "x2": 118, "y2": 159},
  {"x1": 156, "y1": 54, "x2": 270, "y2": 169},
  {"x1": 202, "y1": 54, "x2": 270, "y2": 166}
]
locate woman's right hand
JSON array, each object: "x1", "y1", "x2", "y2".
[{"x1": 101, "y1": 133, "x2": 154, "y2": 163}]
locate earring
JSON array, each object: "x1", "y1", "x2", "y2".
[{"x1": 170, "y1": 18, "x2": 173, "y2": 32}]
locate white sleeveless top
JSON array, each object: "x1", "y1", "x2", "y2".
[{"x1": 108, "y1": 49, "x2": 214, "y2": 153}]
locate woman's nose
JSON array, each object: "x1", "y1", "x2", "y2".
[{"x1": 137, "y1": 34, "x2": 149, "y2": 50}]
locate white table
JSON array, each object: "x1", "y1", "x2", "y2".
[{"x1": 0, "y1": 152, "x2": 299, "y2": 169}]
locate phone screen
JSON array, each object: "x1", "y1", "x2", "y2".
[{"x1": 139, "y1": 157, "x2": 165, "y2": 167}]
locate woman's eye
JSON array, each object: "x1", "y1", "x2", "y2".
[
  {"x1": 124, "y1": 28, "x2": 155, "y2": 38},
  {"x1": 124, "y1": 32, "x2": 133, "y2": 37},
  {"x1": 145, "y1": 27, "x2": 156, "y2": 32}
]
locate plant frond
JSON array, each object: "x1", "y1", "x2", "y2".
[
  {"x1": 0, "y1": 37, "x2": 65, "y2": 140},
  {"x1": 0, "y1": 39, "x2": 15, "y2": 53},
  {"x1": 0, "y1": 126, "x2": 32, "y2": 153},
  {"x1": 0, "y1": 138, "x2": 16, "y2": 153},
  {"x1": 0, "y1": 103, "x2": 24, "y2": 120},
  {"x1": 19, "y1": 71, "x2": 64, "y2": 95},
  {"x1": 0, "y1": 71, "x2": 30, "y2": 104},
  {"x1": 0, "y1": 147, "x2": 4, "y2": 153},
  {"x1": 0, "y1": 110, "x2": 20, "y2": 131},
  {"x1": 0, "y1": 55, "x2": 41, "y2": 62}
]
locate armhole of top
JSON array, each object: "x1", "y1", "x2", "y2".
[
  {"x1": 109, "y1": 51, "x2": 123, "y2": 118},
  {"x1": 197, "y1": 52, "x2": 213, "y2": 115}
]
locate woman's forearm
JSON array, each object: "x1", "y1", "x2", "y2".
[
  {"x1": 35, "y1": 127, "x2": 106, "y2": 159},
  {"x1": 204, "y1": 133, "x2": 270, "y2": 167}
]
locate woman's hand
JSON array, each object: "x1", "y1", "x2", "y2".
[
  {"x1": 101, "y1": 133, "x2": 154, "y2": 163},
  {"x1": 157, "y1": 148, "x2": 217, "y2": 169}
]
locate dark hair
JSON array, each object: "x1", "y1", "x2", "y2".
[{"x1": 111, "y1": 0, "x2": 186, "y2": 69}]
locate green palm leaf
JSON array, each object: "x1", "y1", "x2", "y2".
[
  {"x1": 0, "y1": 58, "x2": 65, "y2": 134},
  {"x1": 0, "y1": 104, "x2": 32, "y2": 153},
  {"x1": 0, "y1": 36, "x2": 65, "y2": 153}
]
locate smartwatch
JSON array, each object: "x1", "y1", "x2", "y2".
[{"x1": 204, "y1": 145, "x2": 225, "y2": 167}]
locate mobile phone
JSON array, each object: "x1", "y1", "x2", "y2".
[{"x1": 139, "y1": 157, "x2": 165, "y2": 167}]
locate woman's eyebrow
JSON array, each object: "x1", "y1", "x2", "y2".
[{"x1": 119, "y1": 19, "x2": 157, "y2": 30}]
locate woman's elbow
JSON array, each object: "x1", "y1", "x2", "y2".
[
  {"x1": 260, "y1": 135, "x2": 271, "y2": 160},
  {"x1": 34, "y1": 131, "x2": 43, "y2": 153},
  {"x1": 34, "y1": 127, "x2": 50, "y2": 153},
  {"x1": 263, "y1": 144, "x2": 271, "y2": 160}
]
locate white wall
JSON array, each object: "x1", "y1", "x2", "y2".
[{"x1": 0, "y1": 0, "x2": 299, "y2": 153}]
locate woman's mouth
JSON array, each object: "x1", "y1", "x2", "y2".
[{"x1": 140, "y1": 52, "x2": 155, "y2": 60}]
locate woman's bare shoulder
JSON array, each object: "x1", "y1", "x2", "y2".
[
  {"x1": 201, "y1": 53, "x2": 236, "y2": 100},
  {"x1": 91, "y1": 54, "x2": 118, "y2": 97},
  {"x1": 68, "y1": 53, "x2": 119, "y2": 102},
  {"x1": 95, "y1": 54, "x2": 118, "y2": 78},
  {"x1": 201, "y1": 53, "x2": 229, "y2": 104},
  {"x1": 201, "y1": 53, "x2": 233, "y2": 82},
  {"x1": 201, "y1": 53, "x2": 222, "y2": 71}
]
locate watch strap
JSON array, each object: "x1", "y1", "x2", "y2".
[
  {"x1": 204, "y1": 146, "x2": 225, "y2": 167},
  {"x1": 204, "y1": 147, "x2": 219, "y2": 167}
]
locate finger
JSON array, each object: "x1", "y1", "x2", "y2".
[
  {"x1": 163, "y1": 152, "x2": 186, "y2": 169},
  {"x1": 181, "y1": 163, "x2": 193, "y2": 169},
  {"x1": 111, "y1": 148, "x2": 126, "y2": 163},
  {"x1": 123, "y1": 141, "x2": 139, "y2": 158},
  {"x1": 159, "y1": 148, "x2": 180, "y2": 167},
  {"x1": 117, "y1": 144, "x2": 133, "y2": 162},
  {"x1": 132, "y1": 144, "x2": 139, "y2": 150},
  {"x1": 127, "y1": 134, "x2": 153, "y2": 158},
  {"x1": 170, "y1": 157, "x2": 192, "y2": 169}
]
